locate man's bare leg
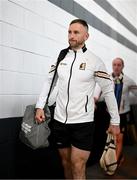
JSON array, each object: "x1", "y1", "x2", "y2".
[
  {"x1": 58, "y1": 147, "x2": 73, "y2": 179},
  {"x1": 71, "y1": 146, "x2": 90, "y2": 179}
]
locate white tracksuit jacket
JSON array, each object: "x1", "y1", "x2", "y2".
[
  {"x1": 36, "y1": 47, "x2": 120, "y2": 125},
  {"x1": 111, "y1": 74, "x2": 137, "y2": 114},
  {"x1": 94, "y1": 74, "x2": 137, "y2": 114}
]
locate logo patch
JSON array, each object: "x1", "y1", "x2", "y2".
[
  {"x1": 79, "y1": 63, "x2": 86, "y2": 70},
  {"x1": 60, "y1": 62, "x2": 67, "y2": 66},
  {"x1": 21, "y1": 122, "x2": 32, "y2": 134}
]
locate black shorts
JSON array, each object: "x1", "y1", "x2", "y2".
[
  {"x1": 120, "y1": 112, "x2": 130, "y2": 133},
  {"x1": 52, "y1": 120, "x2": 95, "y2": 151}
]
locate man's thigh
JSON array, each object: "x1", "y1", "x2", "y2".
[{"x1": 71, "y1": 145, "x2": 91, "y2": 163}]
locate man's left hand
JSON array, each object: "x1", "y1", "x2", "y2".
[{"x1": 107, "y1": 124, "x2": 120, "y2": 136}]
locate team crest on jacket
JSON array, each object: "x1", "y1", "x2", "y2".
[{"x1": 79, "y1": 63, "x2": 86, "y2": 70}]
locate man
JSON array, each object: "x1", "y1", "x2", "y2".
[
  {"x1": 94, "y1": 57, "x2": 137, "y2": 167},
  {"x1": 111, "y1": 58, "x2": 137, "y2": 166},
  {"x1": 35, "y1": 19, "x2": 120, "y2": 179}
]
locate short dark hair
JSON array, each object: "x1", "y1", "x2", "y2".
[{"x1": 70, "y1": 19, "x2": 88, "y2": 31}]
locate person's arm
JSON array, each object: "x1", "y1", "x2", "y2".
[
  {"x1": 93, "y1": 83, "x2": 102, "y2": 103},
  {"x1": 94, "y1": 61, "x2": 120, "y2": 135},
  {"x1": 48, "y1": 79, "x2": 59, "y2": 106},
  {"x1": 128, "y1": 77, "x2": 137, "y2": 96},
  {"x1": 35, "y1": 63, "x2": 57, "y2": 123}
]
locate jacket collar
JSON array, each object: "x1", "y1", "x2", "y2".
[
  {"x1": 69, "y1": 44, "x2": 87, "y2": 53},
  {"x1": 112, "y1": 72, "x2": 124, "y2": 83}
]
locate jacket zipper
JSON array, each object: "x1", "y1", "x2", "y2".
[
  {"x1": 65, "y1": 51, "x2": 77, "y2": 123},
  {"x1": 85, "y1": 95, "x2": 88, "y2": 112}
]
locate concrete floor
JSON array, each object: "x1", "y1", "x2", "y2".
[{"x1": 87, "y1": 144, "x2": 137, "y2": 179}]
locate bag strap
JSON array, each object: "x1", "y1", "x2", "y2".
[{"x1": 46, "y1": 47, "x2": 69, "y2": 104}]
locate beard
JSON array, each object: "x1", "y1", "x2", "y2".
[{"x1": 69, "y1": 39, "x2": 85, "y2": 49}]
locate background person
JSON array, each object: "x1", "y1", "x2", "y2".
[
  {"x1": 112, "y1": 57, "x2": 137, "y2": 166},
  {"x1": 94, "y1": 57, "x2": 137, "y2": 167}
]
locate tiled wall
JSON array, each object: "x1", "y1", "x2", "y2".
[
  {"x1": 0, "y1": 0, "x2": 137, "y2": 118},
  {"x1": 0, "y1": 0, "x2": 68, "y2": 118}
]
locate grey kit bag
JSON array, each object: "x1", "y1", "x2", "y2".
[
  {"x1": 19, "y1": 48, "x2": 69, "y2": 149},
  {"x1": 19, "y1": 104, "x2": 51, "y2": 149}
]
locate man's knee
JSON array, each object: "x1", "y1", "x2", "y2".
[
  {"x1": 61, "y1": 158, "x2": 71, "y2": 168},
  {"x1": 71, "y1": 157, "x2": 85, "y2": 171},
  {"x1": 59, "y1": 149, "x2": 71, "y2": 168}
]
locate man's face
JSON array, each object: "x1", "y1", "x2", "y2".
[
  {"x1": 68, "y1": 23, "x2": 89, "y2": 50},
  {"x1": 112, "y1": 59, "x2": 124, "y2": 76}
]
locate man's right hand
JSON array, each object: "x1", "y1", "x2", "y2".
[{"x1": 35, "y1": 108, "x2": 45, "y2": 123}]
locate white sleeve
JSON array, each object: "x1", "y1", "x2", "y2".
[
  {"x1": 128, "y1": 77, "x2": 137, "y2": 96},
  {"x1": 94, "y1": 60, "x2": 120, "y2": 125},
  {"x1": 35, "y1": 63, "x2": 57, "y2": 109},
  {"x1": 93, "y1": 83, "x2": 102, "y2": 100},
  {"x1": 48, "y1": 80, "x2": 59, "y2": 106}
]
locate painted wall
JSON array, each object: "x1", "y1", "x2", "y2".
[{"x1": 0, "y1": 0, "x2": 137, "y2": 118}]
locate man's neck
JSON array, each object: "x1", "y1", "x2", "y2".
[
  {"x1": 113, "y1": 72, "x2": 123, "y2": 82},
  {"x1": 70, "y1": 44, "x2": 85, "y2": 51},
  {"x1": 113, "y1": 73, "x2": 121, "y2": 77}
]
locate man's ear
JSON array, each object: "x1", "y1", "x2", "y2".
[{"x1": 85, "y1": 32, "x2": 89, "y2": 41}]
